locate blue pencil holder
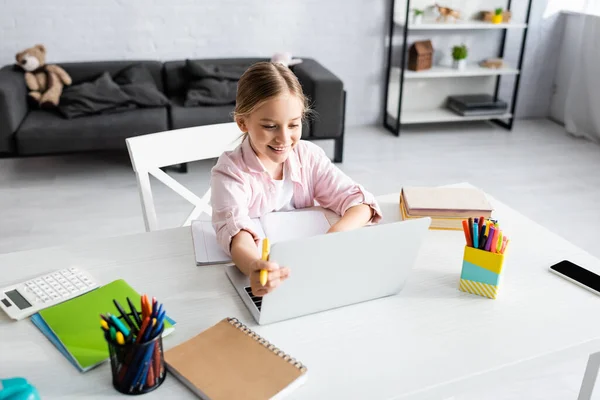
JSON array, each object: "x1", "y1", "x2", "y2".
[{"x1": 105, "y1": 314, "x2": 166, "y2": 395}]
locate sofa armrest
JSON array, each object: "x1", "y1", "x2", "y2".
[
  {"x1": 0, "y1": 66, "x2": 29, "y2": 153},
  {"x1": 293, "y1": 59, "x2": 344, "y2": 138}
]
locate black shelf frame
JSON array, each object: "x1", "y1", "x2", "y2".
[{"x1": 383, "y1": 0, "x2": 534, "y2": 136}]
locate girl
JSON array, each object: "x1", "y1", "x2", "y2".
[{"x1": 211, "y1": 62, "x2": 382, "y2": 297}]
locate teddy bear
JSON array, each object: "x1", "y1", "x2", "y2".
[
  {"x1": 15, "y1": 44, "x2": 72, "y2": 108},
  {"x1": 270, "y1": 52, "x2": 303, "y2": 68}
]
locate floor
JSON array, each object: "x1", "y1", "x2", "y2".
[{"x1": 1, "y1": 118, "x2": 599, "y2": 399}]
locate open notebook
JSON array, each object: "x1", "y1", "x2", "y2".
[
  {"x1": 191, "y1": 210, "x2": 331, "y2": 265},
  {"x1": 165, "y1": 317, "x2": 307, "y2": 400}
]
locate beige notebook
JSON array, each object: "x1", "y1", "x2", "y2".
[
  {"x1": 165, "y1": 318, "x2": 308, "y2": 400},
  {"x1": 401, "y1": 186, "x2": 493, "y2": 218}
]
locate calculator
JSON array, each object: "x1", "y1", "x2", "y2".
[{"x1": 0, "y1": 267, "x2": 99, "y2": 321}]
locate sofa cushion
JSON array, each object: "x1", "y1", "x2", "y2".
[
  {"x1": 163, "y1": 58, "x2": 264, "y2": 98},
  {"x1": 169, "y1": 97, "x2": 234, "y2": 130},
  {"x1": 15, "y1": 107, "x2": 168, "y2": 155},
  {"x1": 168, "y1": 97, "x2": 311, "y2": 136},
  {"x1": 60, "y1": 61, "x2": 165, "y2": 92}
]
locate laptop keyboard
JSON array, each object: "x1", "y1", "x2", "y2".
[{"x1": 244, "y1": 286, "x2": 262, "y2": 311}]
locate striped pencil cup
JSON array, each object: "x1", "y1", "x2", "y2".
[{"x1": 459, "y1": 246, "x2": 505, "y2": 299}]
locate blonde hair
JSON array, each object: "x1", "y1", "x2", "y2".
[{"x1": 234, "y1": 62, "x2": 311, "y2": 130}]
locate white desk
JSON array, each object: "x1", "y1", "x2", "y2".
[{"x1": 1, "y1": 190, "x2": 600, "y2": 399}]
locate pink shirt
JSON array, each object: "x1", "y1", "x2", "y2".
[{"x1": 210, "y1": 138, "x2": 383, "y2": 255}]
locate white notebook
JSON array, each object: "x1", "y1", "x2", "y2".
[{"x1": 191, "y1": 210, "x2": 331, "y2": 266}]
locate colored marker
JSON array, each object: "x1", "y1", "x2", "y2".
[
  {"x1": 462, "y1": 220, "x2": 473, "y2": 247},
  {"x1": 485, "y1": 226, "x2": 496, "y2": 251},
  {"x1": 109, "y1": 314, "x2": 131, "y2": 338},
  {"x1": 472, "y1": 220, "x2": 479, "y2": 249},
  {"x1": 259, "y1": 238, "x2": 270, "y2": 286}
]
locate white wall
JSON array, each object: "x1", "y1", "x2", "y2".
[
  {"x1": 0, "y1": 0, "x2": 559, "y2": 124},
  {"x1": 550, "y1": 12, "x2": 583, "y2": 123},
  {"x1": 0, "y1": 0, "x2": 387, "y2": 127}
]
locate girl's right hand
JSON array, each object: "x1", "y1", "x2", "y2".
[{"x1": 248, "y1": 259, "x2": 290, "y2": 297}]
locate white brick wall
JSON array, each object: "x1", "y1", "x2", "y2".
[
  {"x1": 0, "y1": 0, "x2": 387, "y2": 126},
  {"x1": 0, "y1": 0, "x2": 557, "y2": 124}
]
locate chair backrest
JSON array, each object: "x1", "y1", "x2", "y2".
[{"x1": 126, "y1": 122, "x2": 243, "y2": 232}]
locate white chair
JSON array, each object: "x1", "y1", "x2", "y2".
[{"x1": 126, "y1": 122, "x2": 243, "y2": 232}]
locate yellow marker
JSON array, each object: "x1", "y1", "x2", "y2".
[
  {"x1": 116, "y1": 331, "x2": 125, "y2": 345},
  {"x1": 100, "y1": 319, "x2": 108, "y2": 331},
  {"x1": 259, "y1": 238, "x2": 270, "y2": 286}
]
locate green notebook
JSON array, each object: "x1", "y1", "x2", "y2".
[{"x1": 31, "y1": 279, "x2": 176, "y2": 372}]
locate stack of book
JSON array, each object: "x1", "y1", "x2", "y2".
[
  {"x1": 399, "y1": 187, "x2": 493, "y2": 230},
  {"x1": 446, "y1": 94, "x2": 508, "y2": 117}
]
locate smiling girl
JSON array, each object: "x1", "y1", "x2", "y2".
[{"x1": 211, "y1": 62, "x2": 382, "y2": 296}]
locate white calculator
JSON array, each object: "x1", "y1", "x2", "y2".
[{"x1": 0, "y1": 267, "x2": 99, "y2": 321}]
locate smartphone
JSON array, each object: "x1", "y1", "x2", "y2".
[{"x1": 549, "y1": 260, "x2": 600, "y2": 296}]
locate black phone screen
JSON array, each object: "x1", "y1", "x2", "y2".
[{"x1": 550, "y1": 260, "x2": 600, "y2": 292}]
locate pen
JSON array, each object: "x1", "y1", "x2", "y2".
[
  {"x1": 127, "y1": 297, "x2": 142, "y2": 328},
  {"x1": 100, "y1": 319, "x2": 109, "y2": 331},
  {"x1": 501, "y1": 238, "x2": 510, "y2": 254},
  {"x1": 109, "y1": 313, "x2": 131, "y2": 338},
  {"x1": 468, "y1": 217, "x2": 474, "y2": 245},
  {"x1": 109, "y1": 326, "x2": 117, "y2": 342},
  {"x1": 462, "y1": 220, "x2": 472, "y2": 247},
  {"x1": 500, "y1": 236, "x2": 508, "y2": 254},
  {"x1": 472, "y1": 220, "x2": 479, "y2": 249},
  {"x1": 479, "y1": 234, "x2": 487, "y2": 250},
  {"x1": 114, "y1": 299, "x2": 137, "y2": 333},
  {"x1": 151, "y1": 297, "x2": 157, "y2": 318},
  {"x1": 490, "y1": 227, "x2": 500, "y2": 254},
  {"x1": 496, "y1": 231, "x2": 503, "y2": 253},
  {"x1": 485, "y1": 226, "x2": 495, "y2": 251},
  {"x1": 259, "y1": 238, "x2": 270, "y2": 286},
  {"x1": 478, "y1": 216, "x2": 485, "y2": 233},
  {"x1": 144, "y1": 296, "x2": 153, "y2": 319},
  {"x1": 116, "y1": 331, "x2": 125, "y2": 345}
]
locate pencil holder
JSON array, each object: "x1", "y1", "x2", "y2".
[
  {"x1": 105, "y1": 315, "x2": 166, "y2": 395},
  {"x1": 459, "y1": 246, "x2": 505, "y2": 299}
]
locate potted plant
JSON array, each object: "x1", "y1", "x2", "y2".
[
  {"x1": 412, "y1": 9, "x2": 424, "y2": 24},
  {"x1": 452, "y1": 44, "x2": 468, "y2": 70},
  {"x1": 492, "y1": 8, "x2": 503, "y2": 24}
]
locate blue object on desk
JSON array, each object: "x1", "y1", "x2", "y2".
[{"x1": 0, "y1": 378, "x2": 40, "y2": 400}]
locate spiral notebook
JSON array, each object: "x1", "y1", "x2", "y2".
[{"x1": 165, "y1": 317, "x2": 307, "y2": 400}]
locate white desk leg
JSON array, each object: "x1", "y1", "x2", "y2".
[{"x1": 578, "y1": 352, "x2": 600, "y2": 400}]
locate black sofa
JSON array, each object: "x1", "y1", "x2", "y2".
[{"x1": 0, "y1": 58, "x2": 346, "y2": 162}]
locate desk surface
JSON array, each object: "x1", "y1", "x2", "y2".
[{"x1": 1, "y1": 187, "x2": 600, "y2": 399}]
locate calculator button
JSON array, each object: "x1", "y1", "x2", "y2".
[
  {"x1": 65, "y1": 284, "x2": 77, "y2": 293},
  {"x1": 45, "y1": 288, "x2": 57, "y2": 296},
  {"x1": 50, "y1": 293, "x2": 60, "y2": 300},
  {"x1": 34, "y1": 278, "x2": 43, "y2": 285},
  {"x1": 40, "y1": 295, "x2": 50, "y2": 302},
  {"x1": 26, "y1": 282, "x2": 36, "y2": 289},
  {"x1": 69, "y1": 267, "x2": 78, "y2": 273},
  {"x1": 52, "y1": 273, "x2": 62, "y2": 279},
  {"x1": 57, "y1": 277, "x2": 67, "y2": 284}
]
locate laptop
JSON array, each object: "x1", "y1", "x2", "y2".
[{"x1": 225, "y1": 217, "x2": 432, "y2": 325}]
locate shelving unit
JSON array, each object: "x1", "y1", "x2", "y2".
[{"x1": 383, "y1": 0, "x2": 534, "y2": 135}]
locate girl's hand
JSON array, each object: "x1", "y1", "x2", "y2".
[{"x1": 248, "y1": 259, "x2": 290, "y2": 297}]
